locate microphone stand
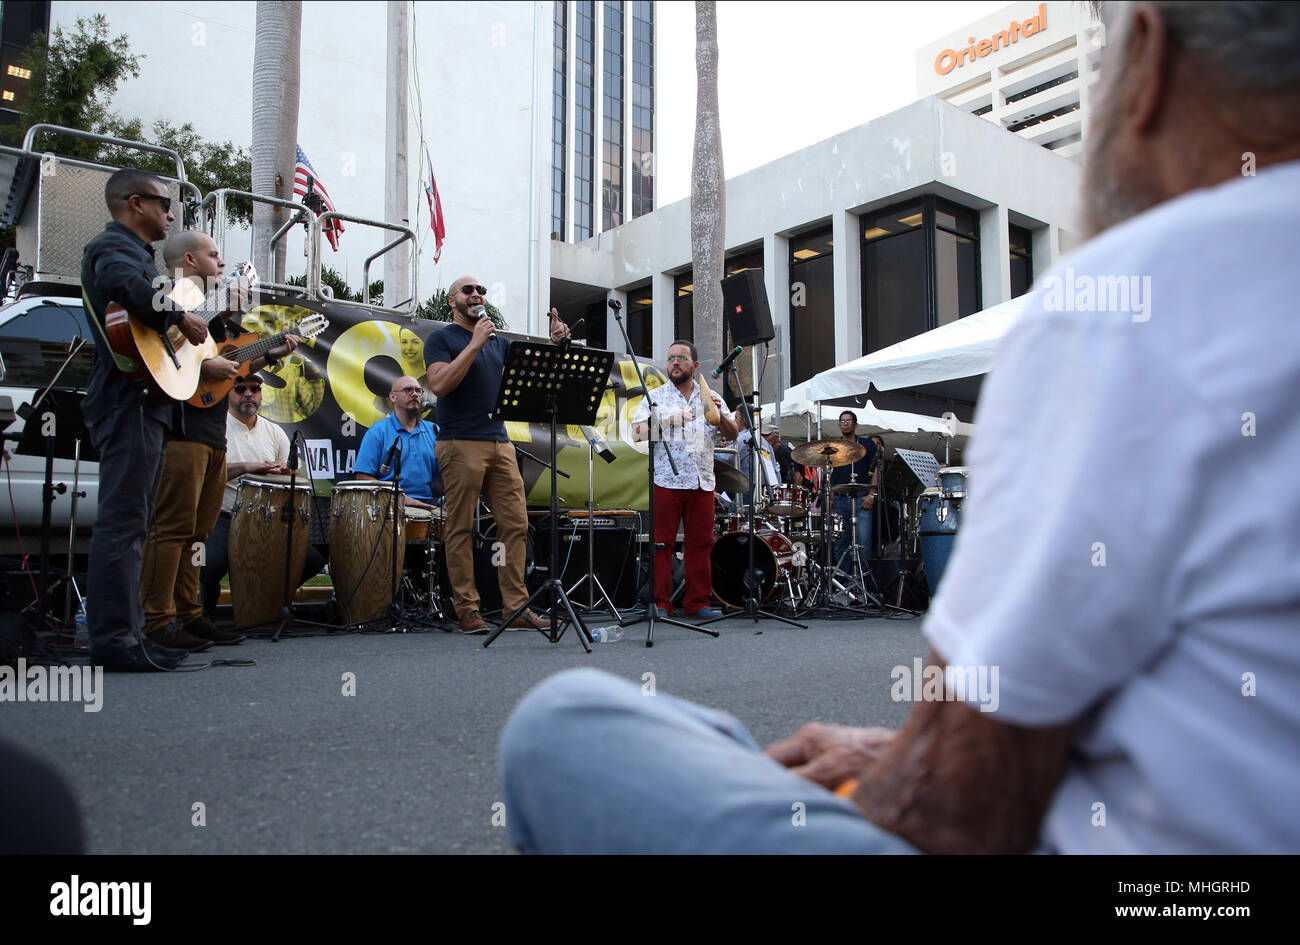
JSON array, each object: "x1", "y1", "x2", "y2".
[
  {"x1": 566, "y1": 424, "x2": 624, "y2": 620},
  {"x1": 267, "y1": 430, "x2": 334, "y2": 641},
  {"x1": 610, "y1": 303, "x2": 716, "y2": 647},
  {"x1": 699, "y1": 364, "x2": 805, "y2": 631}
]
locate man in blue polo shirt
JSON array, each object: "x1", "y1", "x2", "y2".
[{"x1": 355, "y1": 376, "x2": 441, "y2": 508}]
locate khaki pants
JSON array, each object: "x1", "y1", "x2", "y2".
[
  {"x1": 140, "y1": 440, "x2": 227, "y2": 633},
  {"x1": 436, "y1": 439, "x2": 530, "y2": 617}
]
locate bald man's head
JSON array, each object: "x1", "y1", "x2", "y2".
[
  {"x1": 448, "y1": 276, "x2": 486, "y2": 322},
  {"x1": 162, "y1": 231, "x2": 223, "y2": 282}
]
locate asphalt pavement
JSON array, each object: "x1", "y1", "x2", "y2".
[{"x1": 3, "y1": 610, "x2": 929, "y2": 854}]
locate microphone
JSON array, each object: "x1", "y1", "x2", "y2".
[
  {"x1": 470, "y1": 304, "x2": 487, "y2": 321},
  {"x1": 288, "y1": 430, "x2": 300, "y2": 472},
  {"x1": 711, "y1": 345, "x2": 743, "y2": 378},
  {"x1": 582, "y1": 425, "x2": 617, "y2": 464},
  {"x1": 607, "y1": 299, "x2": 622, "y2": 313},
  {"x1": 379, "y1": 439, "x2": 403, "y2": 477}
]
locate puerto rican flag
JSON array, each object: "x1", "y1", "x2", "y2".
[
  {"x1": 424, "y1": 145, "x2": 445, "y2": 262},
  {"x1": 294, "y1": 145, "x2": 344, "y2": 251}
]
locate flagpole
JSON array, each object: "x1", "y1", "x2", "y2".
[
  {"x1": 525, "y1": 0, "x2": 542, "y2": 335},
  {"x1": 385, "y1": 0, "x2": 412, "y2": 310}
]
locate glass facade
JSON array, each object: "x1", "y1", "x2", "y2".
[
  {"x1": 789, "y1": 227, "x2": 835, "y2": 385},
  {"x1": 1010, "y1": 223, "x2": 1033, "y2": 299},
  {"x1": 630, "y1": 1, "x2": 654, "y2": 219},
  {"x1": 627, "y1": 284, "x2": 653, "y2": 357},
  {"x1": 550, "y1": 2, "x2": 567, "y2": 239},
  {"x1": 601, "y1": 2, "x2": 625, "y2": 230},
  {"x1": 861, "y1": 196, "x2": 981, "y2": 354},
  {"x1": 673, "y1": 270, "x2": 694, "y2": 344},
  {"x1": 573, "y1": 1, "x2": 596, "y2": 240}
]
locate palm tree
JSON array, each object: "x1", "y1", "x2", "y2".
[
  {"x1": 690, "y1": 1, "x2": 724, "y2": 372},
  {"x1": 251, "y1": 2, "x2": 302, "y2": 284}
]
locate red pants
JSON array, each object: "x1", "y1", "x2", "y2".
[{"x1": 654, "y1": 486, "x2": 715, "y2": 613}]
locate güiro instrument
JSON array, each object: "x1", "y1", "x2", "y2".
[{"x1": 696, "y1": 371, "x2": 722, "y2": 426}]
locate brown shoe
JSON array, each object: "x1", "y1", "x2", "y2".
[
  {"x1": 504, "y1": 609, "x2": 553, "y2": 631},
  {"x1": 147, "y1": 622, "x2": 214, "y2": 653},
  {"x1": 458, "y1": 609, "x2": 489, "y2": 634}
]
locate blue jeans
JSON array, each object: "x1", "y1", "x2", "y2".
[
  {"x1": 499, "y1": 668, "x2": 918, "y2": 854},
  {"x1": 833, "y1": 496, "x2": 873, "y2": 572}
]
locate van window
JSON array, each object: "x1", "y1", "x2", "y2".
[{"x1": 0, "y1": 301, "x2": 97, "y2": 389}]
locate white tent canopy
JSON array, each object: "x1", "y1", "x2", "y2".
[
  {"x1": 760, "y1": 399, "x2": 951, "y2": 438},
  {"x1": 805, "y1": 293, "x2": 1029, "y2": 401}
]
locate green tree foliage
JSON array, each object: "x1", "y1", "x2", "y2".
[
  {"x1": 5, "y1": 15, "x2": 251, "y2": 224},
  {"x1": 285, "y1": 267, "x2": 385, "y2": 304},
  {"x1": 416, "y1": 288, "x2": 506, "y2": 329}
]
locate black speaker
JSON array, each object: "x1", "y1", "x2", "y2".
[
  {"x1": 535, "y1": 518, "x2": 639, "y2": 608},
  {"x1": 721, "y1": 269, "x2": 774, "y2": 346}
]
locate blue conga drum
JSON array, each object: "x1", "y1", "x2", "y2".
[{"x1": 919, "y1": 468, "x2": 967, "y2": 596}]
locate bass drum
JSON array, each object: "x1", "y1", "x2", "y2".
[{"x1": 710, "y1": 529, "x2": 795, "y2": 608}]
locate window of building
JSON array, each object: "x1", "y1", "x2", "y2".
[
  {"x1": 630, "y1": 0, "x2": 654, "y2": 219},
  {"x1": 573, "y1": 1, "x2": 596, "y2": 240},
  {"x1": 861, "y1": 196, "x2": 981, "y2": 354},
  {"x1": 550, "y1": 1, "x2": 567, "y2": 239},
  {"x1": 789, "y1": 226, "x2": 834, "y2": 385},
  {"x1": 627, "y1": 285, "x2": 653, "y2": 357},
  {"x1": 601, "y1": 1, "x2": 625, "y2": 231},
  {"x1": 673, "y1": 269, "x2": 693, "y2": 344},
  {"x1": 1009, "y1": 223, "x2": 1033, "y2": 299}
]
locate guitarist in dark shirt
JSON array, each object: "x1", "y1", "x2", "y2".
[
  {"x1": 139, "y1": 231, "x2": 296, "y2": 651},
  {"x1": 80, "y1": 169, "x2": 208, "y2": 671}
]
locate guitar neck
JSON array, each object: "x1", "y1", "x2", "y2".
[{"x1": 234, "y1": 331, "x2": 296, "y2": 364}]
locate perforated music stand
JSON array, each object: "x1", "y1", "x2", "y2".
[
  {"x1": 894, "y1": 448, "x2": 941, "y2": 491},
  {"x1": 481, "y1": 339, "x2": 615, "y2": 651}
]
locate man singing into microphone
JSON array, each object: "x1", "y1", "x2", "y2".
[
  {"x1": 425, "y1": 277, "x2": 571, "y2": 634},
  {"x1": 355, "y1": 376, "x2": 442, "y2": 508},
  {"x1": 631, "y1": 341, "x2": 738, "y2": 619}
]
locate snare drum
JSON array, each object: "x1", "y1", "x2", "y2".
[
  {"x1": 330, "y1": 480, "x2": 406, "y2": 623},
  {"x1": 228, "y1": 474, "x2": 313, "y2": 628},
  {"x1": 767, "y1": 484, "x2": 811, "y2": 518}
]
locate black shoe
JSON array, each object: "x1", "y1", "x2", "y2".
[
  {"x1": 148, "y1": 622, "x2": 214, "y2": 653},
  {"x1": 93, "y1": 643, "x2": 184, "y2": 672},
  {"x1": 142, "y1": 637, "x2": 189, "y2": 659},
  {"x1": 183, "y1": 615, "x2": 246, "y2": 646}
]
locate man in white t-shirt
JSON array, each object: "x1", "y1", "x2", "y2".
[
  {"x1": 200, "y1": 374, "x2": 324, "y2": 616},
  {"x1": 497, "y1": 1, "x2": 1300, "y2": 853}
]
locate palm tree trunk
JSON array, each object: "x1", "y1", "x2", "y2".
[
  {"x1": 690, "y1": 0, "x2": 724, "y2": 372},
  {"x1": 252, "y1": 2, "x2": 302, "y2": 284}
]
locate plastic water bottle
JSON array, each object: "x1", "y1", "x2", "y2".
[
  {"x1": 589, "y1": 625, "x2": 624, "y2": 643},
  {"x1": 74, "y1": 606, "x2": 89, "y2": 647}
]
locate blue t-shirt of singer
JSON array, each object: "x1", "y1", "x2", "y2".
[{"x1": 423, "y1": 322, "x2": 509, "y2": 441}]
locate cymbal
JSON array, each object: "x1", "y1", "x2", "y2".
[
  {"x1": 791, "y1": 439, "x2": 865, "y2": 468},
  {"x1": 713, "y1": 459, "x2": 751, "y2": 495},
  {"x1": 831, "y1": 482, "x2": 877, "y2": 497}
]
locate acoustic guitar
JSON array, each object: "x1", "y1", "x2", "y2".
[
  {"x1": 103, "y1": 261, "x2": 258, "y2": 402},
  {"x1": 187, "y1": 312, "x2": 328, "y2": 407}
]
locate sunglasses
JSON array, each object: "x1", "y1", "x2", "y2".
[
  {"x1": 131, "y1": 193, "x2": 172, "y2": 212},
  {"x1": 459, "y1": 284, "x2": 488, "y2": 296},
  {"x1": 233, "y1": 384, "x2": 262, "y2": 394}
]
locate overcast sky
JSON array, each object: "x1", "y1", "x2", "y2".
[{"x1": 652, "y1": 0, "x2": 1010, "y2": 206}]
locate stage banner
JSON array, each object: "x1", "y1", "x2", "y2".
[{"x1": 240, "y1": 291, "x2": 670, "y2": 510}]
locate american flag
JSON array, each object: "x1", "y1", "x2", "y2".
[
  {"x1": 294, "y1": 145, "x2": 344, "y2": 251},
  {"x1": 424, "y1": 145, "x2": 445, "y2": 262}
]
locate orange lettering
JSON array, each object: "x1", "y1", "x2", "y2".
[
  {"x1": 957, "y1": 47, "x2": 968, "y2": 66},
  {"x1": 976, "y1": 38, "x2": 992, "y2": 57},
  {"x1": 1022, "y1": 16, "x2": 1039, "y2": 37},
  {"x1": 992, "y1": 29, "x2": 1010, "y2": 51},
  {"x1": 935, "y1": 48, "x2": 958, "y2": 74}
]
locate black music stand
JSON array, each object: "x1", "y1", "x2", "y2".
[{"x1": 482, "y1": 339, "x2": 615, "y2": 651}]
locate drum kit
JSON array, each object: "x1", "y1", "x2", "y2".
[{"x1": 707, "y1": 437, "x2": 884, "y2": 614}]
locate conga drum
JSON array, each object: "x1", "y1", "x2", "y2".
[
  {"x1": 330, "y1": 480, "x2": 406, "y2": 623},
  {"x1": 228, "y1": 474, "x2": 313, "y2": 628}
]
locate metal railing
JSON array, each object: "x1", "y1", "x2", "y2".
[
  {"x1": 199, "y1": 188, "x2": 319, "y2": 299},
  {"x1": 311, "y1": 211, "x2": 418, "y2": 318}
]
